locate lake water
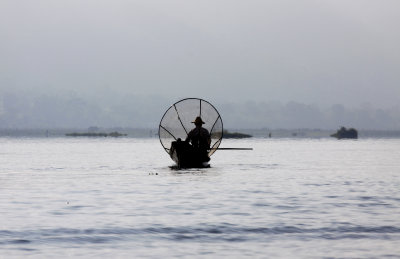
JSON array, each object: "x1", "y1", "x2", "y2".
[{"x1": 1, "y1": 137, "x2": 399, "y2": 258}]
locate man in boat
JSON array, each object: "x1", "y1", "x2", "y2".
[
  {"x1": 169, "y1": 116, "x2": 211, "y2": 167},
  {"x1": 185, "y1": 116, "x2": 211, "y2": 163}
]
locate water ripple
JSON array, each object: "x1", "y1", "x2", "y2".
[{"x1": 1, "y1": 225, "x2": 400, "y2": 246}]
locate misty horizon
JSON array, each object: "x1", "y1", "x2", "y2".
[
  {"x1": 1, "y1": 1, "x2": 400, "y2": 129},
  {"x1": 1, "y1": 90, "x2": 399, "y2": 130}
]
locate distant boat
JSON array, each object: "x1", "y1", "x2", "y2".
[{"x1": 331, "y1": 127, "x2": 358, "y2": 139}]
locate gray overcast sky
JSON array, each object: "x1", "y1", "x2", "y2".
[{"x1": 1, "y1": 0, "x2": 400, "y2": 108}]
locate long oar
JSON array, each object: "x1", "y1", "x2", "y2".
[{"x1": 214, "y1": 148, "x2": 253, "y2": 150}]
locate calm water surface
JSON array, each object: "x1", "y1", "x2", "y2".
[{"x1": 0, "y1": 137, "x2": 399, "y2": 258}]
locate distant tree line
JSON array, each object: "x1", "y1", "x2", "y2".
[{"x1": 0, "y1": 92, "x2": 399, "y2": 130}]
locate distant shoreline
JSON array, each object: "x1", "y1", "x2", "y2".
[
  {"x1": 1, "y1": 128, "x2": 400, "y2": 138},
  {"x1": 66, "y1": 132, "x2": 127, "y2": 137}
]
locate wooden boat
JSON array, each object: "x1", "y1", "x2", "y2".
[
  {"x1": 169, "y1": 138, "x2": 210, "y2": 168},
  {"x1": 159, "y1": 98, "x2": 223, "y2": 169}
]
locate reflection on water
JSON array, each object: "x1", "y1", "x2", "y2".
[{"x1": 0, "y1": 138, "x2": 400, "y2": 258}]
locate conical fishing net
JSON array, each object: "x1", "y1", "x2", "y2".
[{"x1": 159, "y1": 98, "x2": 223, "y2": 158}]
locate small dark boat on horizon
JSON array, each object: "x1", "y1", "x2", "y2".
[{"x1": 331, "y1": 127, "x2": 358, "y2": 139}]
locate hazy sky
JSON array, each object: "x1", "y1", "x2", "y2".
[{"x1": 1, "y1": 0, "x2": 400, "y2": 108}]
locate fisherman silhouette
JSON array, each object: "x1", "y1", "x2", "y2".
[
  {"x1": 168, "y1": 116, "x2": 211, "y2": 168},
  {"x1": 185, "y1": 116, "x2": 211, "y2": 163},
  {"x1": 186, "y1": 116, "x2": 211, "y2": 149}
]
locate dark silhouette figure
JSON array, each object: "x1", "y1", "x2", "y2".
[
  {"x1": 169, "y1": 116, "x2": 211, "y2": 168},
  {"x1": 186, "y1": 117, "x2": 211, "y2": 151},
  {"x1": 185, "y1": 117, "x2": 211, "y2": 163}
]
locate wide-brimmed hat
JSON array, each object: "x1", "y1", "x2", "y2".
[{"x1": 192, "y1": 116, "x2": 205, "y2": 124}]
